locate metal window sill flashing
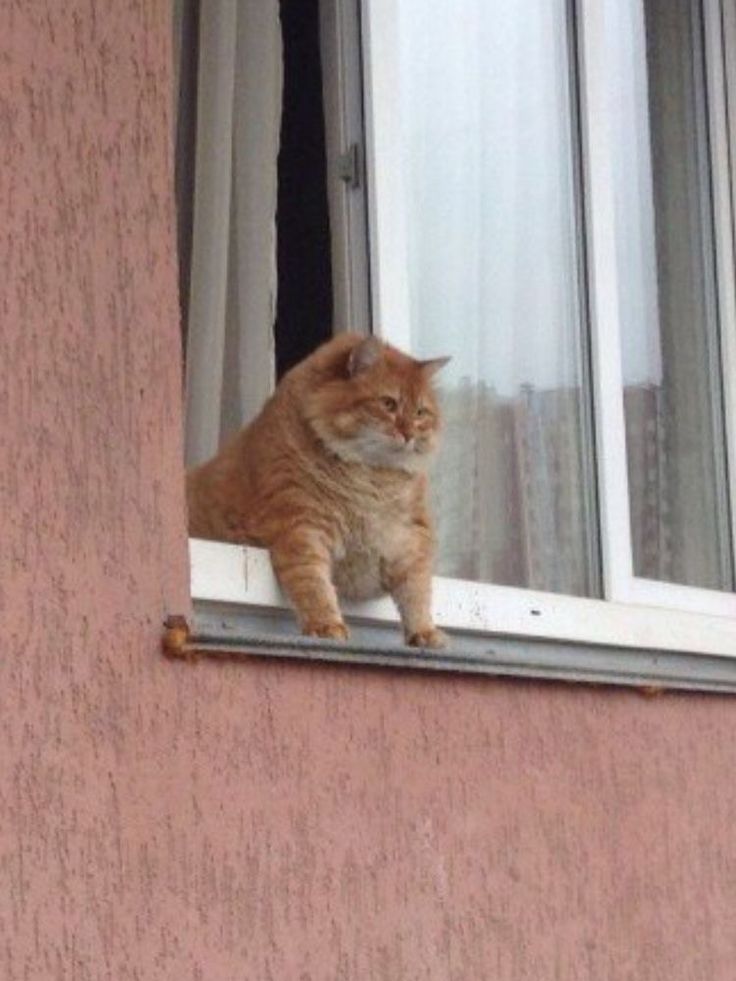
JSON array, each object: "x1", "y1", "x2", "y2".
[{"x1": 164, "y1": 603, "x2": 736, "y2": 694}]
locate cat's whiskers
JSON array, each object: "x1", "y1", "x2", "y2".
[{"x1": 327, "y1": 426, "x2": 431, "y2": 473}]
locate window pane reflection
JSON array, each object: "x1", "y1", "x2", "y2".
[
  {"x1": 394, "y1": 0, "x2": 598, "y2": 596},
  {"x1": 609, "y1": 0, "x2": 733, "y2": 590}
]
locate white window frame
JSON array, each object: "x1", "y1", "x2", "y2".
[
  {"x1": 188, "y1": 0, "x2": 736, "y2": 690},
  {"x1": 578, "y1": 0, "x2": 736, "y2": 620}
]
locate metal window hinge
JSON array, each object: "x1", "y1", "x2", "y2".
[{"x1": 337, "y1": 142, "x2": 362, "y2": 190}]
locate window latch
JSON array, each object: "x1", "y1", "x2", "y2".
[{"x1": 338, "y1": 142, "x2": 362, "y2": 190}]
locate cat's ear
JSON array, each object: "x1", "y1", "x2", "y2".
[
  {"x1": 347, "y1": 337, "x2": 382, "y2": 377},
  {"x1": 419, "y1": 355, "x2": 451, "y2": 378}
]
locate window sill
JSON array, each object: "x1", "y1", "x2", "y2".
[{"x1": 187, "y1": 539, "x2": 736, "y2": 693}]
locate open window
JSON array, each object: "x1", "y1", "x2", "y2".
[
  {"x1": 176, "y1": 0, "x2": 369, "y2": 464},
  {"x1": 176, "y1": 0, "x2": 736, "y2": 691}
]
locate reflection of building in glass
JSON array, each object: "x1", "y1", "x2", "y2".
[
  {"x1": 624, "y1": 384, "x2": 671, "y2": 582},
  {"x1": 432, "y1": 382, "x2": 671, "y2": 598}
]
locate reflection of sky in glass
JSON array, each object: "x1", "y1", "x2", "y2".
[{"x1": 396, "y1": 0, "x2": 662, "y2": 392}]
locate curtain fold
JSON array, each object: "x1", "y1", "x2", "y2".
[{"x1": 184, "y1": 0, "x2": 282, "y2": 467}]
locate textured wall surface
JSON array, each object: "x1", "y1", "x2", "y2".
[{"x1": 3, "y1": 3, "x2": 736, "y2": 980}]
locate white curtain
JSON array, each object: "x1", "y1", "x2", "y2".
[
  {"x1": 184, "y1": 0, "x2": 282, "y2": 467},
  {"x1": 394, "y1": 0, "x2": 597, "y2": 596}
]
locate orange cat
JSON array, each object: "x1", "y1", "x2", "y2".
[{"x1": 187, "y1": 332, "x2": 449, "y2": 647}]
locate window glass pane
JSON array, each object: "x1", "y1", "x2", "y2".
[
  {"x1": 609, "y1": 0, "x2": 733, "y2": 590},
  {"x1": 392, "y1": 0, "x2": 598, "y2": 595}
]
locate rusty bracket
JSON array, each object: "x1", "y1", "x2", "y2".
[{"x1": 162, "y1": 615, "x2": 199, "y2": 662}]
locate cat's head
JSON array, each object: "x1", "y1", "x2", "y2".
[{"x1": 306, "y1": 336, "x2": 450, "y2": 472}]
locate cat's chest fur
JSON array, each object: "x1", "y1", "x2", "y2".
[
  {"x1": 328, "y1": 468, "x2": 417, "y2": 601},
  {"x1": 332, "y1": 523, "x2": 394, "y2": 601}
]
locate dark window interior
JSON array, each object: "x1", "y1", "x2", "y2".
[
  {"x1": 174, "y1": 0, "x2": 333, "y2": 376},
  {"x1": 174, "y1": 0, "x2": 200, "y2": 357},
  {"x1": 276, "y1": 0, "x2": 334, "y2": 376}
]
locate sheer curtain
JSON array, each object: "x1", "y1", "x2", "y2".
[
  {"x1": 183, "y1": 0, "x2": 282, "y2": 467},
  {"x1": 394, "y1": 0, "x2": 598, "y2": 596}
]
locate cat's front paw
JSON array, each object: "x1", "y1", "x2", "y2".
[
  {"x1": 303, "y1": 620, "x2": 350, "y2": 641},
  {"x1": 406, "y1": 626, "x2": 448, "y2": 649}
]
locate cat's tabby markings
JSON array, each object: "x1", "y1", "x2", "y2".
[{"x1": 187, "y1": 333, "x2": 450, "y2": 647}]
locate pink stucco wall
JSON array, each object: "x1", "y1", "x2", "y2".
[{"x1": 3, "y1": 3, "x2": 736, "y2": 979}]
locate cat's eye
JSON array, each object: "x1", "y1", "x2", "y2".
[
  {"x1": 380, "y1": 396, "x2": 399, "y2": 412},
  {"x1": 415, "y1": 405, "x2": 430, "y2": 418}
]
